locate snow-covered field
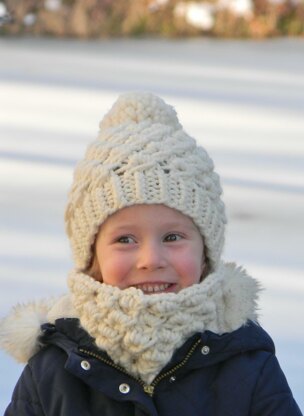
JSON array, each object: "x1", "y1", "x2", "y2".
[{"x1": 0, "y1": 37, "x2": 303, "y2": 412}]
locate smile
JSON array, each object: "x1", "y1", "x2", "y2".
[{"x1": 133, "y1": 283, "x2": 173, "y2": 294}]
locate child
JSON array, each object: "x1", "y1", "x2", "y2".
[{"x1": 0, "y1": 92, "x2": 302, "y2": 415}]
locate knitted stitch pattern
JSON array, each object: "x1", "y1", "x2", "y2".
[
  {"x1": 65, "y1": 92, "x2": 226, "y2": 272},
  {"x1": 67, "y1": 263, "x2": 259, "y2": 384},
  {"x1": 0, "y1": 263, "x2": 260, "y2": 375}
]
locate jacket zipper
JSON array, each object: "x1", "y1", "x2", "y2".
[{"x1": 79, "y1": 338, "x2": 201, "y2": 397}]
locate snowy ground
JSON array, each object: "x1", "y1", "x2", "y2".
[{"x1": 0, "y1": 37, "x2": 303, "y2": 412}]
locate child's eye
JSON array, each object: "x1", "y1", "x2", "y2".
[
  {"x1": 116, "y1": 236, "x2": 135, "y2": 244},
  {"x1": 164, "y1": 233, "x2": 182, "y2": 242}
]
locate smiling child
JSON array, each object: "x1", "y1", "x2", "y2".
[{"x1": 0, "y1": 92, "x2": 302, "y2": 415}]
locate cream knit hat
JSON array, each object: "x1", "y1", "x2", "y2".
[{"x1": 65, "y1": 92, "x2": 226, "y2": 272}]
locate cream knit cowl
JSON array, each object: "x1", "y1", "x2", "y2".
[{"x1": 68, "y1": 263, "x2": 259, "y2": 384}]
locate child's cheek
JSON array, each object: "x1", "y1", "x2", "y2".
[
  {"x1": 100, "y1": 252, "x2": 132, "y2": 288},
  {"x1": 176, "y1": 249, "x2": 203, "y2": 287}
]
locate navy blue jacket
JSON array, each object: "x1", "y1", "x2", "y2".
[{"x1": 5, "y1": 319, "x2": 302, "y2": 415}]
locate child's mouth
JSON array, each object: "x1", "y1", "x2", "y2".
[{"x1": 133, "y1": 283, "x2": 175, "y2": 294}]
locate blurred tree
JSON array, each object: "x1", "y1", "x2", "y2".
[{"x1": 1, "y1": 0, "x2": 303, "y2": 37}]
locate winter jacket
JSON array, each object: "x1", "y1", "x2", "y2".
[
  {"x1": 3, "y1": 318, "x2": 302, "y2": 416},
  {"x1": 1, "y1": 263, "x2": 302, "y2": 415}
]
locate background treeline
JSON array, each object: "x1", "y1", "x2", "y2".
[{"x1": 1, "y1": 0, "x2": 304, "y2": 38}]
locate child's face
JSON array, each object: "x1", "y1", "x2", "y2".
[{"x1": 93, "y1": 204, "x2": 206, "y2": 294}]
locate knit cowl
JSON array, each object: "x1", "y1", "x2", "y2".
[{"x1": 68, "y1": 263, "x2": 259, "y2": 384}]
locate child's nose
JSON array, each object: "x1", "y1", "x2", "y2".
[{"x1": 136, "y1": 242, "x2": 167, "y2": 270}]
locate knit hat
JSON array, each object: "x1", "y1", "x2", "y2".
[{"x1": 65, "y1": 92, "x2": 226, "y2": 272}]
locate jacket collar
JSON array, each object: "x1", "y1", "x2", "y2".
[
  {"x1": 161, "y1": 320, "x2": 275, "y2": 374},
  {"x1": 40, "y1": 318, "x2": 274, "y2": 377}
]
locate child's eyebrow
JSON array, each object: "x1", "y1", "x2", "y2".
[
  {"x1": 108, "y1": 222, "x2": 197, "y2": 232},
  {"x1": 107, "y1": 224, "x2": 137, "y2": 232},
  {"x1": 164, "y1": 222, "x2": 199, "y2": 232}
]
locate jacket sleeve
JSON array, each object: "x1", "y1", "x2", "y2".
[
  {"x1": 4, "y1": 364, "x2": 45, "y2": 416},
  {"x1": 251, "y1": 354, "x2": 303, "y2": 416}
]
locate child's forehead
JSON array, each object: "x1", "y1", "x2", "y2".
[{"x1": 101, "y1": 204, "x2": 198, "y2": 231}]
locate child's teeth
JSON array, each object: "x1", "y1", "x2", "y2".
[{"x1": 136, "y1": 283, "x2": 171, "y2": 293}]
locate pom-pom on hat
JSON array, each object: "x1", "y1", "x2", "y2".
[{"x1": 65, "y1": 92, "x2": 226, "y2": 272}]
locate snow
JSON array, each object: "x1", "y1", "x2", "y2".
[{"x1": 0, "y1": 37, "x2": 303, "y2": 412}]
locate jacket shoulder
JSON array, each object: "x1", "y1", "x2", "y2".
[
  {"x1": 4, "y1": 346, "x2": 65, "y2": 416},
  {"x1": 6, "y1": 344, "x2": 85, "y2": 415},
  {"x1": 212, "y1": 349, "x2": 302, "y2": 415},
  {"x1": 251, "y1": 353, "x2": 303, "y2": 415}
]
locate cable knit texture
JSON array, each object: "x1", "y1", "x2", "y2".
[
  {"x1": 0, "y1": 263, "x2": 260, "y2": 384},
  {"x1": 65, "y1": 92, "x2": 226, "y2": 272},
  {"x1": 67, "y1": 263, "x2": 260, "y2": 384}
]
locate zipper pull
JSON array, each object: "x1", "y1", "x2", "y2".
[{"x1": 143, "y1": 384, "x2": 155, "y2": 396}]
